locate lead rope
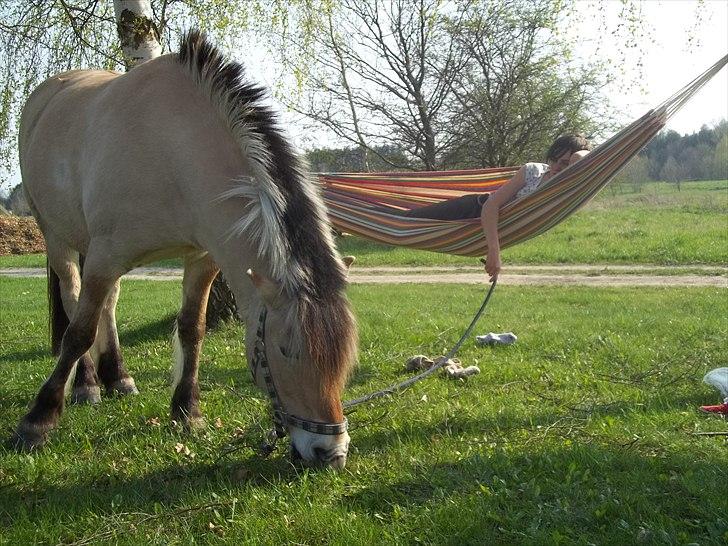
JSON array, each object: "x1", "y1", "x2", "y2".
[
  {"x1": 256, "y1": 278, "x2": 497, "y2": 457},
  {"x1": 343, "y1": 278, "x2": 497, "y2": 410}
]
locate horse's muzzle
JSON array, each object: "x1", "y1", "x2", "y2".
[{"x1": 290, "y1": 444, "x2": 347, "y2": 470}]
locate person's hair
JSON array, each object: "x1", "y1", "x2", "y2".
[{"x1": 546, "y1": 134, "x2": 591, "y2": 162}]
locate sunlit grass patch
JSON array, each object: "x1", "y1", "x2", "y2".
[{"x1": 1, "y1": 277, "x2": 726, "y2": 544}]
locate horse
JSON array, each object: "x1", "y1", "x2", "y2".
[{"x1": 14, "y1": 30, "x2": 358, "y2": 469}]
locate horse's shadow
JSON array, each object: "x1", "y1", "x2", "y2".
[
  {"x1": 0, "y1": 454, "x2": 299, "y2": 530},
  {"x1": 0, "y1": 347, "x2": 49, "y2": 363},
  {"x1": 0, "y1": 388, "x2": 724, "y2": 544},
  {"x1": 119, "y1": 313, "x2": 178, "y2": 347},
  {"x1": 0, "y1": 313, "x2": 176, "y2": 372}
]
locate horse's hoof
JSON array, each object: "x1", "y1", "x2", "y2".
[
  {"x1": 171, "y1": 409, "x2": 205, "y2": 431},
  {"x1": 12, "y1": 421, "x2": 50, "y2": 451},
  {"x1": 108, "y1": 377, "x2": 139, "y2": 396},
  {"x1": 71, "y1": 385, "x2": 102, "y2": 405},
  {"x1": 186, "y1": 416, "x2": 206, "y2": 431}
]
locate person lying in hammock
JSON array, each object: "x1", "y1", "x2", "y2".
[{"x1": 404, "y1": 134, "x2": 591, "y2": 281}]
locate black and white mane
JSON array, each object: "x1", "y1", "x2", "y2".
[{"x1": 177, "y1": 30, "x2": 356, "y2": 387}]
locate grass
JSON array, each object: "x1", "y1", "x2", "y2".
[
  {"x1": 337, "y1": 180, "x2": 728, "y2": 266},
  {"x1": 1, "y1": 276, "x2": 727, "y2": 544},
  {"x1": 4, "y1": 180, "x2": 725, "y2": 270},
  {"x1": 1, "y1": 180, "x2": 725, "y2": 270}
]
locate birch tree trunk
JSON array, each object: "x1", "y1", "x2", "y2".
[
  {"x1": 112, "y1": 1, "x2": 238, "y2": 329},
  {"x1": 113, "y1": 0, "x2": 163, "y2": 70}
]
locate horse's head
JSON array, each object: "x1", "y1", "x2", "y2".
[{"x1": 246, "y1": 267, "x2": 357, "y2": 469}]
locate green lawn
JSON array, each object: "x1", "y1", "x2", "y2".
[
  {"x1": 337, "y1": 180, "x2": 728, "y2": 266},
  {"x1": 1, "y1": 276, "x2": 726, "y2": 544}
]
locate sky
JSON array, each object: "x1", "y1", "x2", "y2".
[
  {"x1": 566, "y1": 0, "x2": 728, "y2": 136},
  {"x1": 234, "y1": 0, "x2": 728, "y2": 151},
  {"x1": 2, "y1": 0, "x2": 727, "y2": 193}
]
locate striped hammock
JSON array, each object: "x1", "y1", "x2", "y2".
[{"x1": 320, "y1": 54, "x2": 728, "y2": 257}]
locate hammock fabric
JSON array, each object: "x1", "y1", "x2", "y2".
[{"x1": 320, "y1": 54, "x2": 728, "y2": 257}]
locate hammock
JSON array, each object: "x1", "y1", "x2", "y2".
[{"x1": 320, "y1": 54, "x2": 728, "y2": 257}]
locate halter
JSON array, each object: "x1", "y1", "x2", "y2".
[{"x1": 250, "y1": 307, "x2": 348, "y2": 453}]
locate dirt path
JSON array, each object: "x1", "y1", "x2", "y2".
[{"x1": 2, "y1": 266, "x2": 726, "y2": 287}]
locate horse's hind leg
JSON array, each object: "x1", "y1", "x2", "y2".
[
  {"x1": 171, "y1": 253, "x2": 219, "y2": 429},
  {"x1": 45, "y1": 242, "x2": 101, "y2": 405},
  {"x1": 93, "y1": 279, "x2": 138, "y2": 396},
  {"x1": 14, "y1": 248, "x2": 122, "y2": 450}
]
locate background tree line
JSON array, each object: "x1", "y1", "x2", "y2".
[
  {"x1": 306, "y1": 121, "x2": 728, "y2": 178},
  {"x1": 610, "y1": 120, "x2": 728, "y2": 192}
]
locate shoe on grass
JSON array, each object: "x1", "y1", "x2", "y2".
[{"x1": 699, "y1": 402, "x2": 728, "y2": 416}]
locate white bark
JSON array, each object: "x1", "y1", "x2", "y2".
[{"x1": 113, "y1": 0, "x2": 162, "y2": 70}]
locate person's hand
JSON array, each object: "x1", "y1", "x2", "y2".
[{"x1": 483, "y1": 248, "x2": 501, "y2": 282}]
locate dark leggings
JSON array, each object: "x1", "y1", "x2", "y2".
[{"x1": 402, "y1": 193, "x2": 487, "y2": 220}]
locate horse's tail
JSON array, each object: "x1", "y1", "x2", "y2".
[{"x1": 48, "y1": 259, "x2": 69, "y2": 356}]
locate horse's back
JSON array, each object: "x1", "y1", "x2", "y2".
[
  {"x1": 19, "y1": 69, "x2": 119, "y2": 152},
  {"x1": 19, "y1": 69, "x2": 121, "y2": 186},
  {"x1": 20, "y1": 55, "x2": 248, "y2": 265}
]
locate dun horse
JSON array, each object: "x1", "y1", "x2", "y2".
[{"x1": 15, "y1": 31, "x2": 357, "y2": 469}]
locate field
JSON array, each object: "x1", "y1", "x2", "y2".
[
  {"x1": 1, "y1": 281, "x2": 727, "y2": 544},
  {"x1": 1, "y1": 179, "x2": 727, "y2": 544},
  {"x1": 1, "y1": 180, "x2": 726, "y2": 269},
  {"x1": 337, "y1": 180, "x2": 728, "y2": 266}
]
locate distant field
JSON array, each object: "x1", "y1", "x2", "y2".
[
  {"x1": 1, "y1": 179, "x2": 726, "y2": 269},
  {"x1": 337, "y1": 180, "x2": 728, "y2": 266}
]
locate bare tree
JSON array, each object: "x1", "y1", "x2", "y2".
[
  {"x1": 284, "y1": 0, "x2": 469, "y2": 170},
  {"x1": 286, "y1": 0, "x2": 610, "y2": 170},
  {"x1": 442, "y1": 0, "x2": 609, "y2": 167}
]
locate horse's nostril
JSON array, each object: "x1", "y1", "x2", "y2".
[{"x1": 313, "y1": 447, "x2": 327, "y2": 461}]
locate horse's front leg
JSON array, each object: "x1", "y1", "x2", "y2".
[
  {"x1": 92, "y1": 279, "x2": 138, "y2": 396},
  {"x1": 14, "y1": 265, "x2": 120, "y2": 450},
  {"x1": 171, "y1": 254, "x2": 219, "y2": 429}
]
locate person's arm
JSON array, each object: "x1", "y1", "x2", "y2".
[{"x1": 480, "y1": 165, "x2": 529, "y2": 281}]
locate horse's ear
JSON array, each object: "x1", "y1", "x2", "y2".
[
  {"x1": 342, "y1": 255, "x2": 355, "y2": 270},
  {"x1": 247, "y1": 269, "x2": 281, "y2": 305}
]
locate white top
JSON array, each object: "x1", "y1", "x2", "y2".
[{"x1": 513, "y1": 162, "x2": 549, "y2": 201}]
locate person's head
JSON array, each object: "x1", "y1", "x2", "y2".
[{"x1": 546, "y1": 134, "x2": 591, "y2": 174}]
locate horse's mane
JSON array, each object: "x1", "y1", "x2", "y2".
[{"x1": 176, "y1": 30, "x2": 356, "y2": 391}]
